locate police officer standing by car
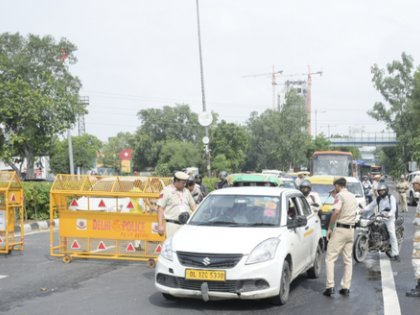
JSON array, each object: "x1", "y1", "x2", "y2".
[
  {"x1": 323, "y1": 177, "x2": 357, "y2": 297},
  {"x1": 157, "y1": 172, "x2": 197, "y2": 238},
  {"x1": 406, "y1": 175, "x2": 420, "y2": 297},
  {"x1": 396, "y1": 174, "x2": 409, "y2": 213}
]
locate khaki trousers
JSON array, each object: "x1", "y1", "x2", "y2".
[
  {"x1": 399, "y1": 193, "x2": 408, "y2": 212},
  {"x1": 325, "y1": 227, "x2": 354, "y2": 289},
  {"x1": 413, "y1": 228, "x2": 420, "y2": 279},
  {"x1": 165, "y1": 222, "x2": 183, "y2": 238}
]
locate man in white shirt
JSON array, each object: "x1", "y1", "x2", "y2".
[
  {"x1": 299, "y1": 180, "x2": 322, "y2": 212},
  {"x1": 362, "y1": 182, "x2": 401, "y2": 262}
]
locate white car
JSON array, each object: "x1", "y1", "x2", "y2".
[
  {"x1": 406, "y1": 172, "x2": 420, "y2": 205},
  {"x1": 155, "y1": 187, "x2": 323, "y2": 305},
  {"x1": 345, "y1": 177, "x2": 366, "y2": 207}
]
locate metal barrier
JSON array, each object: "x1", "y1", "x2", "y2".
[
  {"x1": 50, "y1": 175, "x2": 171, "y2": 266},
  {"x1": 0, "y1": 172, "x2": 24, "y2": 254}
]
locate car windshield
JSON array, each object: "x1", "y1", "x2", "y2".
[
  {"x1": 189, "y1": 194, "x2": 281, "y2": 227},
  {"x1": 311, "y1": 184, "x2": 335, "y2": 205},
  {"x1": 347, "y1": 182, "x2": 364, "y2": 198}
]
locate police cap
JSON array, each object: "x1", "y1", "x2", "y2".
[{"x1": 174, "y1": 171, "x2": 189, "y2": 181}]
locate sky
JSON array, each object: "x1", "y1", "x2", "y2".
[{"x1": 2, "y1": 0, "x2": 420, "y2": 142}]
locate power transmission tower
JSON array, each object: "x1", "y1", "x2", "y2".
[{"x1": 78, "y1": 96, "x2": 89, "y2": 136}]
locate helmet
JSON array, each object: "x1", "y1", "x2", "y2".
[
  {"x1": 195, "y1": 174, "x2": 203, "y2": 179},
  {"x1": 178, "y1": 212, "x2": 190, "y2": 224},
  {"x1": 219, "y1": 171, "x2": 228, "y2": 179},
  {"x1": 377, "y1": 183, "x2": 389, "y2": 196},
  {"x1": 186, "y1": 176, "x2": 196, "y2": 187},
  {"x1": 299, "y1": 180, "x2": 312, "y2": 196}
]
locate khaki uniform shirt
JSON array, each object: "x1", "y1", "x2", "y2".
[
  {"x1": 295, "y1": 177, "x2": 303, "y2": 187},
  {"x1": 415, "y1": 202, "x2": 420, "y2": 228},
  {"x1": 396, "y1": 181, "x2": 409, "y2": 194},
  {"x1": 371, "y1": 180, "x2": 379, "y2": 196},
  {"x1": 157, "y1": 185, "x2": 195, "y2": 221},
  {"x1": 333, "y1": 188, "x2": 357, "y2": 225}
]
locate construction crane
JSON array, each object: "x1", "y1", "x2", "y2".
[
  {"x1": 277, "y1": 66, "x2": 323, "y2": 135},
  {"x1": 243, "y1": 66, "x2": 283, "y2": 110}
]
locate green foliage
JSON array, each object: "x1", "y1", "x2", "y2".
[
  {"x1": 98, "y1": 132, "x2": 133, "y2": 173},
  {"x1": 157, "y1": 139, "x2": 204, "y2": 172},
  {"x1": 155, "y1": 163, "x2": 171, "y2": 177},
  {"x1": 49, "y1": 134, "x2": 102, "y2": 174},
  {"x1": 22, "y1": 182, "x2": 52, "y2": 221},
  {"x1": 132, "y1": 104, "x2": 218, "y2": 170},
  {"x1": 0, "y1": 32, "x2": 86, "y2": 178},
  {"x1": 369, "y1": 52, "x2": 416, "y2": 167},
  {"x1": 304, "y1": 133, "x2": 331, "y2": 160},
  {"x1": 202, "y1": 177, "x2": 219, "y2": 193},
  {"x1": 210, "y1": 120, "x2": 247, "y2": 172}
]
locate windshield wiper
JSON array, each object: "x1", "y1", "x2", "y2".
[
  {"x1": 246, "y1": 223, "x2": 276, "y2": 226},
  {"x1": 195, "y1": 221, "x2": 239, "y2": 226}
]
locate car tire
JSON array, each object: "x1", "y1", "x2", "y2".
[
  {"x1": 307, "y1": 245, "x2": 322, "y2": 278},
  {"x1": 162, "y1": 293, "x2": 179, "y2": 300},
  {"x1": 271, "y1": 260, "x2": 290, "y2": 306}
]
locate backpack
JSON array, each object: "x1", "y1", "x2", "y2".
[{"x1": 376, "y1": 195, "x2": 398, "y2": 219}]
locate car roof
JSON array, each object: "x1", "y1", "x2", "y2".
[
  {"x1": 210, "y1": 186, "x2": 298, "y2": 196},
  {"x1": 308, "y1": 175, "x2": 360, "y2": 185}
]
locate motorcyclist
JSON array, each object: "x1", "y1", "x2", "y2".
[
  {"x1": 216, "y1": 171, "x2": 229, "y2": 189},
  {"x1": 362, "y1": 176, "x2": 373, "y2": 204},
  {"x1": 195, "y1": 174, "x2": 207, "y2": 197},
  {"x1": 299, "y1": 180, "x2": 322, "y2": 212},
  {"x1": 361, "y1": 183, "x2": 401, "y2": 262}
]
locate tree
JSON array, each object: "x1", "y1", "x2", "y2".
[
  {"x1": 211, "y1": 154, "x2": 232, "y2": 174},
  {"x1": 369, "y1": 52, "x2": 417, "y2": 168},
  {"x1": 157, "y1": 139, "x2": 204, "y2": 172},
  {"x1": 244, "y1": 109, "x2": 282, "y2": 171},
  {"x1": 209, "y1": 120, "x2": 248, "y2": 172},
  {"x1": 98, "y1": 132, "x2": 134, "y2": 173},
  {"x1": 277, "y1": 89, "x2": 311, "y2": 170},
  {"x1": 49, "y1": 134, "x2": 102, "y2": 174},
  {"x1": 0, "y1": 33, "x2": 86, "y2": 178},
  {"x1": 304, "y1": 133, "x2": 331, "y2": 160},
  {"x1": 132, "y1": 104, "x2": 218, "y2": 170}
]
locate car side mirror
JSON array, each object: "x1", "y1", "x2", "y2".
[
  {"x1": 311, "y1": 203, "x2": 320, "y2": 208},
  {"x1": 289, "y1": 215, "x2": 307, "y2": 228}
]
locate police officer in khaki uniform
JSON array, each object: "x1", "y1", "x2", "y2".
[
  {"x1": 406, "y1": 175, "x2": 420, "y2": 297},
  {"x1": 157, "y1": 172, "x2": 197, "y2": 238},
  {"x1": 396, "y1": 174, "x2": 409, "y2": 213},
  {"x1": 295, "y1": 172, "x2": 305, "y2": 187},
  {"x1": 323, "y1": 177, "x2": 357, "y2": 297}
]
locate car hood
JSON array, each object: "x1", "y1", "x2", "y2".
[{"x1": 172, "y1": 225, "x2": 282, "y2": 255}]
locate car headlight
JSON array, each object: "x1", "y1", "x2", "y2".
[
  {"x1": 246, "y1": 238, "x2": 280, "y2": 265},
  {"x1": 161, "y1": 236, "x2": 173, "y2": 261}
]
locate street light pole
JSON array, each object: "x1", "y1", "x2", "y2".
[
  {"x1": 68, "y1": 128, "x2": 74, "y2": 175},
  {"x1": 195, "y1": 0, "x2": 211, "y2": 178}
]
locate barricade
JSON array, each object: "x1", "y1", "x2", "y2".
[
  {"x1": 50, "y1": 175, "x2": 171, "y2": 266},
  {"x1": 0, "y1": 172, "x2": 24, "y2": 254}
]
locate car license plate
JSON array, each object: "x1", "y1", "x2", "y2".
[{"x1": 185, "y1": 269, "x2": 226, "y2": 281}]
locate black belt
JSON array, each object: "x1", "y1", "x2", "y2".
[
  {"x1": 336, "y1": 223, "x2": 355, "y2": 229},
  {"x1": 165, "y1": 220, "x2": 181, "y2": 225}
]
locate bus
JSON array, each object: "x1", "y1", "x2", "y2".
[
  {"x1": 371, "y1": 165, "x2": 382, "y2": 176},
  {"x1": 354, "y1": 160, "x2": 371, "y2": 181},
  {"x1": 311, "y1": 151, "x2": 354, "y2": 177}
]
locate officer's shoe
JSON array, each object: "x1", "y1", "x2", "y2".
[
  {"x1": 323, "y1": 288, "x2": 335, "y2": 296},
  {"x1": 406, "y1": 288, "x2": 420, "y2": 297},
  {"x1": 339, "y1": 289, "x2": 350, "y2": 296},
  {"x1": 393, "y1": 255, "x2": 401, "y2": 262}
]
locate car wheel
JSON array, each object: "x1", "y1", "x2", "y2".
[
  {"x1": 410, "y1": 193, "x2": 415, "y2": 206},
  {"x1": 353, "y1": 234, "x2": 368, "y2": 263},
  {"x1": 307, "y1": 245, "x2": 322, "y2": 278},
  {"x1": 271, "y1": 260, "x2": 290, "y2": 306},
  {"x1": 162, "y1": 293, "x2": 179, "y2": 300}
]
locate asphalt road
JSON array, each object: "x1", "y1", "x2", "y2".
[{"x1": 0, "y1": 179, "x2": 418, "y2": 315}]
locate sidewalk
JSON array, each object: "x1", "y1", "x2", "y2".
[{"x1": 14, "y1": 219, "x2": 59, "y2": 234}]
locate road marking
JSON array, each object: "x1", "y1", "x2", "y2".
[
  {"x1": 0, "y1": 275, "x2": 8, "y2": 280},
  {"x1": 379, "y1": 252, "x2": 401, "y2": 315}
]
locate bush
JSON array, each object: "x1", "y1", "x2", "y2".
[
  {"x1": 22, "y1": 182, "x2": 52, "y2": 221},
  {"x1": 202, "y1": 177, "x2": 219, "y2": 193}
]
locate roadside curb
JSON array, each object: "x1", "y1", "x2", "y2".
[{"x1": 14, "y1": 219, "x2": 59, "y2": 234}]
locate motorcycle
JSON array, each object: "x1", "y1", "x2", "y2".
[{"x1": 353, "y1": 205, "x2": 405, "y2": 262}]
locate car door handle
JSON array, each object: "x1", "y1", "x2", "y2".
[
  {"x1": 315, "y1": 220, "x2": 319, "y2": 223},
  {"x1": 305, "y1": 226, "x2": 309, "y2": 230}
]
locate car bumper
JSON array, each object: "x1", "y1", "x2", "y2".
[{"x1": 155, "y1": 254, "x2": 282, "y2": 300}]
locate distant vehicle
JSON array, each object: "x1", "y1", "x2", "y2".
[
  {"x1": 261, "y1": 170, "x2": 283, "y2": 178},
  {"x1": 230, "y1": 174, "x2": 281, "y2": 187},
  {"x1": 311, "y1": 151, "x2": 354, "y2": 177},
  {"x1": 280, "y1": 178, "x2": 298, "y2": 189},
  {"x1": 155, "y1": 186, "x2": 323, "y2": 305},
  {"x1": 406, "y1": 171, "x2": 420, "y2": 205},
  {"x1": 370, "y1": 165, "x2": 382, "y2": 176}
]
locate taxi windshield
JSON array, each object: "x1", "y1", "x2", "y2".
[
  {"x1": 311, "y1": 184, "x2": 335, "y2": 205},
  {"x1": 189, "y1": 194, "x2": 281, "y2": 227}
]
